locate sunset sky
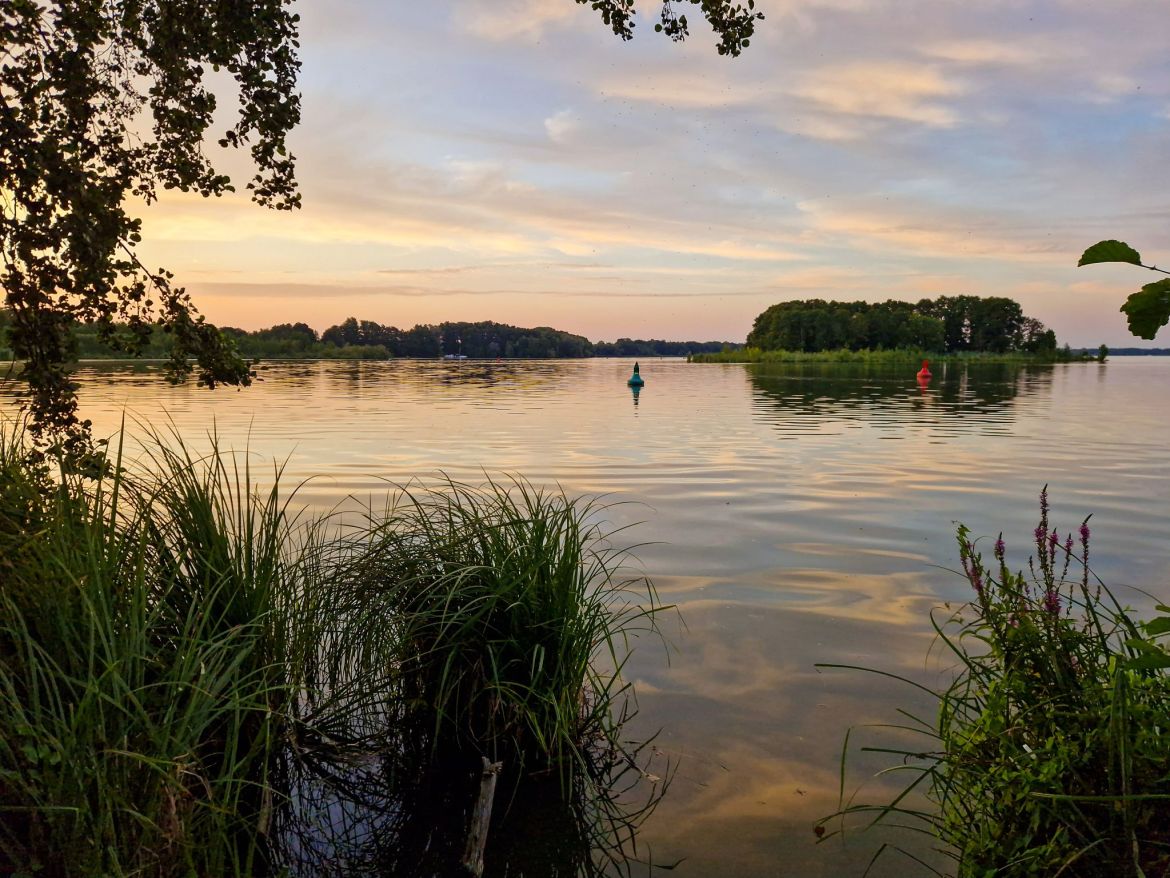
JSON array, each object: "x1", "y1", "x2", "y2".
[{"x1": 134, "y1": 0, "x2": 1170, "y2": 346}]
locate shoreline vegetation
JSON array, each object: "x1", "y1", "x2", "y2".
[
  {"x1": 0, "y1": 311, "x2": 739, "y2": 363},
  {"x1": 688, "y1": 347, "x2": 1097, "y2": 364},
  {"x1": 0, "y1": 424, "x2": 668, "y2": 876},
  {"x1": 820, "y1": 491, "x2": 1170, "y2": 876}
]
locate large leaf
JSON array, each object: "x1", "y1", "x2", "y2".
[
  {"x1": 1121, "y1": 278, "x2": 1170, "y2": 340},
  {"x1": 1078, "y1": 240, "x2": 1142, "y2": 267},
  {"x1": 1145, "y1": 616, "x2": 1170, "y2": 637}
]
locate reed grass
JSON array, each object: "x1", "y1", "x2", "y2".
[
  {"x1": 314, "y1": 477, "x2": 664, "y2": 777},
  {"x1": 0, "y1": 423, "x2": 666, "y2": 875},
  {"x1": 0, "y1": 425, "x2": 301, "y2": 875},
  {"x1": 818, "y1": 490, "x2": 1170, "y2": 877}
]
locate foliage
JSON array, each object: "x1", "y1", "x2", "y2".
[
  {"x1": 689, "y1": 346, "x2": 1073, "y2": 364},
  {"x1": 1079, "y1": 241, "x2": 1170, "y2": 340},
  {"x1": 580, "y1": 0, "x2": 763, "y2": 56},
  {"x1": 0, "y1": 425, "x2": 304, "y2": 875},
  {"x1": 235, "y1": 318, "x2": 598, "y2": 358},
  {"x1": 594, "y1": 337, "x2": 740, "y2": 356},
  {"x1": 746, "y1": 297, "x2": 1055, "y2": 355},
  {"x1": 0, "y1": 423, "x2": 665, "y2": 874},
  {"x1": 0, "y1": 0, "x2": 301, "y2": 450},
  {"x1": 819, "y1": 491, "x2": 1170, "y2": 877},
  {"x1": 324, "y1": 477, "x2": 665, "y2": 777}
]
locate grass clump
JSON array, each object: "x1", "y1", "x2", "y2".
[
  {"x1": 0, "y1": 427, "x2": 301, "y2": 876},
  {"x1": 0, "y1": 423, "x2": 665, "y2": 875},
  {"x1": 325, "y1": 478, "x2": 663, "y2": 777},
  {"x1": 820, "y1": 488, "x2": 1170, "y2": 877}
]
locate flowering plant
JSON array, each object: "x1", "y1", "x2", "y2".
[{"x1": 821, "y1": 489, "x2": 1170, "y2": 877}]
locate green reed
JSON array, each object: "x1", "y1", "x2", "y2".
[
  {"x1": 0, "y1": 423, "x2": 664, "y2": 875},
  {"x1": 0, "y1": 425, "x2": 308, "y2": 875},
  {"x1": 319, "y1": 477, "x2": 665, "y2": 778},
  {"x1": 818, "y1": 489, "x2": 1170, "y2": 877}
]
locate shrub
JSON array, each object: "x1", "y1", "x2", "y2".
[{"x1": 821, "y1": 489, "x2": 1170, "y2": 877}]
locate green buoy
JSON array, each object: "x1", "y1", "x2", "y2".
[{"x1": 627, "y1": 362, "x2": 644, "y2": 387}]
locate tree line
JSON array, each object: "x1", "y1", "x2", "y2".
[
  {"x1": 0, "y1": 312, "x2": 738, "y2": 361},
  {"x1": 747, "y1": 296, "x2": 1058, "y2": 354}
]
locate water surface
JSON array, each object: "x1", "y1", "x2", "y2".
[{"x1": 5, "y1": 357, "x2": 1169, "y2": 876}]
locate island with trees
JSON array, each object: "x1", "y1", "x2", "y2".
[{"x1": 691, "y1": 295, "x2": 1084, "y2": 362}]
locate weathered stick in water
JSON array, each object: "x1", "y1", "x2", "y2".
[{"x1": 462, "y1": 757, "x2": 503, "y2": 876}]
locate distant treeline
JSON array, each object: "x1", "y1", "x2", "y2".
[
  {"x1": 748, "y1": 296, "x2": 1058, "y2": 354},
  {"x1": 0, "y1": 310, "x2": 737, "y2": 361},
  {"x1": 220, "y1": 318, "x2": 596, "y2": 359},
  {"x1": 1094, "y1": 348, "x2": 1170, "y2": 356},
  {"x1": 592, "y1": 338, "x2": 739, "y2": 356}
]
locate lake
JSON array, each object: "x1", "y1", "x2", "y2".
[{"x1": 4, "y1": 356, "x2": 1169, "y2": 876}]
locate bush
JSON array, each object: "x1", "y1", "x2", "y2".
[{"x1": 821, "y1": 489, "x2": 1170, "y2": 877}]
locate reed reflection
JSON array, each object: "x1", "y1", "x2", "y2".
[{"x1": 272, "y1": 714, "x2": 665, "y2": 878}]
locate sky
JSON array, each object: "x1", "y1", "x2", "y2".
[{"x1": 134, "y1": 0, "x2": 1170, "y2": 346}]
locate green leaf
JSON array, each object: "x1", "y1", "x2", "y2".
[
  {"x1": 1078, "y1": 240, "x2": 1142, "y2": 267},
  {"x1": 1144, "y1": 616, "x2": 1170, "y2": 636},
  {"x1": 1125, "y1": 653, "x2": 1170, "y2": 671},
  {"x1": 1121, "y1": 278, "x2": 1170, "y2": 340}
]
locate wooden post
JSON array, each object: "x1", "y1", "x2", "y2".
[{"x1": 461, "y1": 757, "x2": 503, "y2": 876}]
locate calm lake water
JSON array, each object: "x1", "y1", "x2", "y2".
[{"x1": 4, "y1": 357, "x2": 1170, "y2": 876}]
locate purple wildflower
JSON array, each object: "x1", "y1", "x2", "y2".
[
  {"x1": 1048, "y1": 529, "x2": 1059, "y2": 563},
  {"x1": 1080, "y1": 522, "x2": 1090, "y2": 546},
  {"x1": 1064, "y1": 534, "x2": 1074, "y2": 555},
  {"x1": 1043, "y1": 588, "x2": 1061, "y2": 615},
  {"x1": 994, "y1": 536, "x2": 1005, "y2": 561},
  {"x1": 1040, "y1": 486, "x2": 1049, "y2": 518}
]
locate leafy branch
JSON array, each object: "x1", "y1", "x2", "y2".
[{"x1": 1079, "y1": 240, "x2": 1170, "y2": 340}]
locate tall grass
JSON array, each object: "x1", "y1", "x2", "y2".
[
  {"x1": 818, "y1": 489, "x2": 1170, "y2": 876},
  {"x1": 0, "y1": 424, "x2": 666, "y2": 875},
  {"x1": 0, "y1": 426, "x2": 301, "y2": 875},
  {"x1": 340, "y1": 478, "x2": 660, "y2": 771}
]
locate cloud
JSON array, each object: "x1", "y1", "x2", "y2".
[
  {"x1": 543, "y1": 108, "x2": 580, "y2": 144},
  {"x1": 598, "y1": 71, "x2": 771, "y2": 110},
  {"x1": 452, "y1": 0, "x2": 581, "y2": 42},
  {"x1": 796, "y1": 199, "x2": 1067, "y2": 262},
  {"x1": 790, "y1": 61, "x2": 964, "y2": 128},
  {"x1": 919, "y1": 39, "x2": 1043, "y2": 68},
  {"x1": 190, "y1": 280, "x2": 772, "y2": 300}
]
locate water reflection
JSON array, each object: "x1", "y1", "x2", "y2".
[
  {"x1": 747, "y1": 362, "x2": 1056, "y2": 439},
  {"x1": 272, "y1": 714, "x2": 666, "y2": 877},
  {"x1": 2, "y1": 358, "x2": 1168, "y2": 877}
]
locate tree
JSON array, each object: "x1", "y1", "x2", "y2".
[
  {"x1": 1, "y1": 0, "x2": 301, "y2": 453},
  {"x1": 578, "y1": 0, "x2": 763, "y2": 55},
  {"x1": 1, "y1": 1, "x2": 763, "y2": 453}
]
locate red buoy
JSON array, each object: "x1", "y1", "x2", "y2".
[{"x1": 916, "y1": 359, "x2": 932, "y2": 380}]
